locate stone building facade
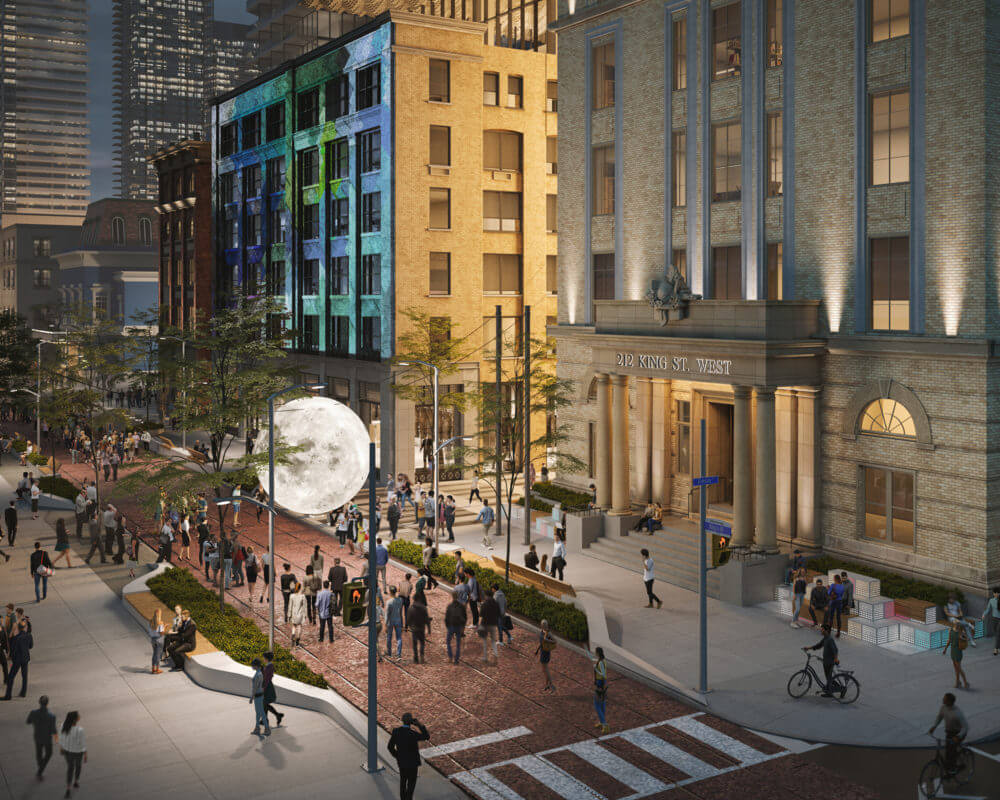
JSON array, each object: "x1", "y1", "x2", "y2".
[{"x1": 551, "y1": 0, "x2": 998, "y2": 594}]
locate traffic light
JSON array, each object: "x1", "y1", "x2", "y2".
[
  {"x1": 342, "y1": 581, "x2": 368, "y2": 627},
  {"x1": 711, "y1": 534, "x2": 731, "y2": 568}
]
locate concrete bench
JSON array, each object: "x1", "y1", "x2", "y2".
[
  {"x1": 123, "y1": 590, "x2": 216, "y2": 658},
  {"x1": 491, "y1": 556, "x2": 576, "y2": 598}
]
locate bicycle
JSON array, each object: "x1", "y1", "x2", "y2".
[
  {"x1": 918, "y1": 735, "x2": 975, "y2": 798},
  {"x1": 786, "y1": 651, "x2": 861, "y2": 704}
]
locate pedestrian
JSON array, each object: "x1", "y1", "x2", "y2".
[
  {"x1": 476, "y1": 499, "x2": 495, "y2": 548},
  {"x1": 59, "y1": 710, "x2": 86, "y2": 798},
  {"x1": 808, "y1": 577, "x2": 828, "y2": 627},
  {"x1": 302, "y1": 564, "x2": 320, "y2": 623},
  {"x1": 943, "y1": 620, "x2": 971, "y2": 690},
  {"x1": 420, "y1": 540, "x2": 438, "y2": 589},
  {"x1": 317, "y1": 580, "x2": 334, "y2": 642},
  {"x1": 148, "y1": 608, "x2": 164, "y2": 674},
  {"x1": 928, "y1": 692, "x2": 968, "y2": 775},
  {"x1": 640, "y1": 549, "x2": 662, "y2": 609},
  {"x1": 840, "y1": 571, "x2": 855, "y2": 612},
  {"x1": 249, "y1": 658, "x2": 271, "y2": 737},
  {"x1": 399, "y1": 573, "x2": 413, "y2": 630},
  {"x1": 466, "y1": 572, "x2": 481, "y2": 626},
  {"x1": 536, "y1": 619, "x2": 556, "y2": 692},
  {"x1": 790, "y1": 568, "x2": 807, "y2": 628},
  {"x1": 445, "y1": 595, "x2": 466, "y2": 664},
  {"x1": 178, "y1": 513, "x2": 191, "y2": 561},
  {"x1": 52, "y1": 519, "x2": 72, "y2": 569},
  {"x1": 335, "y1": 508, "x2": 348, "y2": 548},
  {"x1": 288, "y1": 582, "x2": 307, "y2": 647},
  {"x1": 443, "y1": 495, "x2": 456, "y2": 542},
  {"x1": 387, "y1": 496, "x2": 401, "y2": 540},
  {"x1": 30, "y1": 480, "x2": 39, "y2": 519},
  {"x1": 30, "y1": 541, "x2": 53, "y2": 601},
  {"x1": 261, "y1": 651, "x2": 283, "y2": 727},
  {"x1": 825, "y1": 573, "x2": 846, "y2": 637},
  {"x1": 386, "y1": 586, "x2": 404, "y2": 660},
  {"x1": 524, "y1": 544, "x2": 539, "y2": 571},
  {"x1": 945, "y1": 594, "x2": 977, "y2": 646},
  {"x1": 245, "y1": 546, "x2": 258, "y2": 603},
  {"x1": 126, "y1": 530, "x2": 139, "y2": 579},
  {"x1": 981, "y1": 585, "x2": 999, "y2": 656},
  {"x1": 231, "y1": 485, "x2": 241, "y2": 527},
  {"x1": 254, "y1": 484, "x2": 267, "y2": 521},
  {"x1": 166, "y1": 610, "x2": 196, "y2": 670},
  {"x1": 112, "y1": 512, "x2": 126, "y2": 564},
  {"x1": 280, "y1": 563, "x2": 296, "y2": 622},
  {"x1": 4, "y1": 499, "x2": 17, "y2": 546},
  {"x1": 593, "y1": 646, "x2": 609, "y2": 733},
  {"x1": 260, "y1": 549, "x2": 272, "y2": 602},
  {"x1": 26, "y1": 694, "x2": 58, "y2": 781},
  {"x1": 417, "y1": 492, "x2": 433, "y2": 538},
  {"x1": 494, "y1": 584, "x2": 512, "y2": 644},
  {"x1": 802, "y1": 624, "x2": 839, "y2": 697},
  {"x1": 480, "y1": 587, "x2": 500, "y2": 664},
  {"x1": 101, "y1": 504, "x2": 116, "y2": 555},
  {"x1": 72, "y1": 490, "x2": 86, "y2": 539},
  {"x1": 220, "y1": 533, "x2": 234, "y2": 589},
  {"x1": 375, "y1": 537, "x2": 389, "y2": 592},
  {"x1": 551, "y1": 533, "x2": 567, "y2": 581},
  {"x1": 468, "y1": 470, "x2": 482, "y2": 504},
  {"x1": 387, "y1": 713, "x2": 430, "y2": 800},
  {"x1": 161, "y1": 605, "x2": 184, "y2": 660},
  {"x1": 3, "y1": 618, "x2": 32, "y2": 699},
  {"x1": 540, "y1": 554, "x2": 549, "y2": 574},
  {"x1": 408, "y1": 597, "x2": 430, "y2": 663},
  {"x1": 309, "y1": 544, "x2": 324, "y2": 577},
  {"x1": 155, "y1": 517, "x2": 173, "y2": 564},
  {"x1": 328, "y1": 557, "x2": 348, "y2": 614}
]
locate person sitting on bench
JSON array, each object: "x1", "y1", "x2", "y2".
[{"x1": 166, "y1": 610, "x2": 197, "y2": 669}]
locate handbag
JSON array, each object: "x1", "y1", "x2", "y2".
[{"x1": 36, "y1": 564, "x2": 53, "y2": 578}]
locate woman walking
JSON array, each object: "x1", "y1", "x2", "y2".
[
  {"x1": 245, "y1": 546, "x2": 259, "y2": 605},
  {"x1": 52, "y1": 519, "x2": 72, "y2": 569},
  {"x1": 260, "y1": 549, "x2": 272, "y2": 603},
  {"x1": 288, "y1": 582, "x2": 307, "y2": 647},
  {"x1": 309, "y1": 544, "x2": 324, "y2": 577},
  {"x1": 535, "y1": 620, "x2": 556, "y2": 692},
  {"x1": 943, "y1": 620, "x2": 971, "y2": 690},
  {"x1": 179, "y1": 513, "x2": 191, "y2": 561},
  {"x1": 149, "y1": 608, "x2": 164, "y2": 674},
  {"x1": 249, "y1": 658, "x2": 270, "y2": 737},
  {"x1": 593, "y1": 646, "x2": 609, "y2": 733},
  {"x1": 982, "y1": 586, "x2": 1000, "y2": 656},
  {"x1": 60, "y1": 711, "x2": 86, "y2": 797},
  {"x1": 231, "y1": 485, "x2": 242, "y2": 527},
  {"x1": 303, "y1": 565, "x2": 321, "y2": 624}
]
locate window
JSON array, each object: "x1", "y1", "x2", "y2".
[
  {"x1": 767, "y1": 113, "x2": 783, "y2": 196},
  {"x1": 767, "y1": 0, "x2": 783, "y2": 66},
  {"x1": 362, "y1": 254, "x2": 381, "y2": 294},
  {"x1": 360, "y1": 129, "x2": 381, "y2": 172},
  {"x1": 267, "y1": 261, "x2": 285, "y2": 295},
  {"x1": 362, "y1": 192, "x2": 381, "y2": 233},
  {"x1": 302, "y1": 203, "x2": 319, "y2": 239},
  {"x1": 547, "y1": 255, "x2": 557, "y2": 294},
  {"x1": 592, "y1": 41, "x2": 615, "y2": 109},
  {"x1": 483, "y1": 191, "x2": 521, "y2": 231},
  {"x1": 482, "y1": 317, "x2": 522, "y2": 357},
  {"x1": 429, "y1": 317, "x2": 451, "y2": 349},
  {"x1": 713, "y1": 2, "x2": 742, "y2": 80},
  {"x1": 429, "y1": 59, "x2": 450, "y2": 102},
  {"x1": 767, "y1": 242, "x2": 783, "y2": 300},
  {"x1": 331, "y1": 256, "x2": 349, "y2": 294},
  {"x1": 871, "y1": 0, "x2": 909, "y2": 42},
  {"x1": 94, "y1": 294, "x2": 108, "y2": 317},
  {"x1": 672, "y1": 17, "x2": 687, "y2": 90},
  {"x1": 331, "y1": 197, "x2": 349, "y2": 236},
  {"x1": 224, "y1": 217, "x2": 238, "y2": 249},
  {"x1": 219, "y1": 172, "x2": 235, "y2": 205},
  {"x1": 300, "y1": 148, "x2": 319, "y2": 186},
  {"x1": 303, "y1": 258, "x2": 320, "y2": 294},
  {"x1": 357, "y1": 63, "x2": 380, "y2": 110},
  {"x1": 262, "y1": 158, "x2": 283, "y2": 194},
  {"x1": 429, "y1": 188, "x2": 450, "y2": 229},
  {"x1": 32, "y1": 237, "x2": 51, "y2": 256},
  {"x1": 483, "y1": 131, "x2": 522, "y2": 172},
  {"x1": 672, "y1": 132, "x2": 686, "y2": 207},
  {"x1": 32, "y1": 269, "x2": 51, "y2": 289},
  {"x1": 298, "y1": 88, "x2": 319, "y2": 128},
  {"x1": 507, "y1": 75, "x2": 523, "y2": 108},
  {"x1": 329, "y1": 315, "x2": 349, "y2": 352},
  {"x1": 592, "y1": 253, "x2": 615, "y2": 301},
  {"x1": 266, "y1": 103, "x2": 285, "y2": 141},
  {"x1": 483, "y1": 254, "x2": 522, "y2": 294},
  {"x1": 864, "y1": 466, "x2": 913, "y2": 546},
  {"x1": 483, "y1": 72, "x2": 499, "y2": 105},
  {"x1": 675, "y1": 399, "x2": 691, "y2": 473},
  {"x1": 112, "y1": 216, "x2": 126, "y2": 246},
  {"x1": 870, "y1": 236, "x2": 909, "y2": 331},
  {"x1": 592, "y1": 144, "x2": 615, "y2": 215},
  {"x1": 329, "y1": 138, "x2": 349, "y2": 180},
  {"x1": 220, "y1": 122, "x2": 237, "y2": 157},
  {"x1": 302, "y1": 314, "x2": 319, "y2": 351},
  {"x1": 673, "y1": 249, "x2": 687, "y2": 283},
  {"x1": 241, "y1": 113, "x2": 260, "y2": 149},
  {"x1": 327, "y1": 74, "x2": 350, "y2": 118},
  {"x1": 430, "y1": 126, "x2": 450, "y2": 166},
  {"x1": 362, "y1": 316, "x2": 381, "y2": 354},
  {"x1": 871, "y1": 90, "x2": 910, "y2": 185},
  {"x1": 860, "y1": 398, "x2": 916, "y2": 438},
  {"x1": 245, "y1": 212, "x2": 261, "y2": 246},
  {"x1": 269, "y1": 208, "x2": 285, "y2": 244},
  {"x1": 429, "y1": 252, "x2": 450, "y2": 295},
  {"x1": 546, "y1": 194, "x2": 557, "y2": 233},
  {"x1": 712, "y1": 122, "x2": 741, "y2": 202},
  {"x1": 712, "y1": 245, "x2": 741, "y2": 299},
  {"x1": 243, "y1": 164, "x2": 261, "y2": 196},
  {"x1": 546, "y1": 136, "x2": 557, "y2": 174},
  {"x1": 546, "y1": 80, "x2": 558, "y2": 112}
]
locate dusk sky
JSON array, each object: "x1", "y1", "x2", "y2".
[{"x1": 88, "y1": 0, "x2": 253, "y2": 201}]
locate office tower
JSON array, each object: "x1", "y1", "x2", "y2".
[{"x1": 207, "y1": 20, "x2": 258, "y2": 103}]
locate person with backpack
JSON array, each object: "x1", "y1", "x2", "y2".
[
  {"x1": 535, "y1": 619, "x2": 556, "y2": 692},
  {"x1": 476, "y1": 499, "x2": 495, "y2": 548},
  {"x1": 30, "y1": 542, "x2": 53, "y2": 601},
  {"x1": 943, "y1": 620, "x2": 971, "y2": 690},
  {"x1": 808, "y1": 577, "x2": 828, "y2": 627}
]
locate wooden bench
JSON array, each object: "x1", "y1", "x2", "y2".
[
  {"x1": 491, "y1": 556, "x2": 576, "y2": 598},
  {"x1": 894, "y1": 598, "x2": 938, "y2": 625},
  {"x1": 184, "y1": 447, "x2": 208, "y2": 464},
  {"x1": 124, "y1": 590, "x2": 216, "y2": 657}
]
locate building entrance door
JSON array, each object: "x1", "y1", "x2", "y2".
[{"x1": 706, "y1": 401, "x2": 734, "y2": 510}]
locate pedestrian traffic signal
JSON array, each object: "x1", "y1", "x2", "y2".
[
  {"x1": 342, "y1": 581, "x2": 368, "y2": 627},
  {"x1": 711, "y1": 534, "x2": 731, "y2": 568}
]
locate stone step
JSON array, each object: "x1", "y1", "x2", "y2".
[{"x1": 585, "y1": 537, "x2": 722, "y2": 596}]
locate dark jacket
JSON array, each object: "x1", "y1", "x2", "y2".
[
  {"x1": 387, "y1": 722, "x2": 430, "y2": 770},
  {"x1": 387, "y1": 503, "x2": 401, "y2": 523},
  {"x1": 524, "y1": 550, "x2": 539, "y2": 570},
  {"x1": 279, "y1": 571, "x2": 296, "y2": 591},
  {"x1": 3, "y1": 506, "x2": 16, "y2": 531},
  {"x1": 407, "y1": 602, "x2": 430, "y2": 634},
  {"x1": 29, "y1": 550, "x2": 52, "y2": 575},
  {"x1": 328, "y1": 565, "x2": 348, "y2": 592},
  {"x1": 9, "y1": 631, "x2": 33, "y2": 664},
  {"x1": 480, "y1": 597, "x2": 500, "y2": 626},
  {"x1": 444, "y1": 599, "x2": 467, "y2": 629},
  {"x1": 177, "y1": 619, "x2": 197, "y2": 648},
  {"x1": 807, "y1": 634, "x2": 839, "y2": 666},
  {"x1": 809, "y1": 584, "x2": 828, "y2": 608}
]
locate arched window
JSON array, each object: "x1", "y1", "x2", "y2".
[
  {"x1": 139, "y1": 217, "x2": 152, "y2": 247},
  {"x1": 860, "y1": 398, "x2": 915, "y2": 438},
  {"x1": 112, "y1": 216, "x2": 126, "y2": 247}
]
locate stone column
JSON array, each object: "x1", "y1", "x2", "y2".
[
  {"x1": 732, "y1": 386, "x2": 754, "y2": 547},
  {"x1": 610, "y1": 374, "x2": 631, "y2": 514},
  {"x1": 755, "y1": 387, "x2": 778, "y2": 552},
  {"x1": 650, "y1": 379, "x2": 670, "y2": 505},
  {"x1": 795, "y1": 387, "x2": 822, "y2": 548},
  {"x1": 594, "y1": 372, "x2": 612, "y2": 509},
  {"x1": 775, "y1": 389, "x2": 798, "y2": 542},
  {"x1": 634, "y1": 377, "x2": 652, "y2": 502}
]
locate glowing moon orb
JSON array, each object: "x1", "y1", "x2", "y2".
[{"x1": 255, "y1": 396, "x2": 370, "y2": 515}]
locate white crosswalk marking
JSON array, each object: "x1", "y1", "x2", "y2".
[
  {"x1": 664, "y1": 715, "x2": 771, "y2": 766},
  {"x1": 617, "y1": 727, "x2": 720, "y2": 780},
  {"x1": 421, "y1": 726, "x2": 533, "y2": 759},
  {"x1": 566, "y1": 740, "x2": 668, "y2": 795},
  {"x1": 513, "y1": 755, "x2": 606, "y2": 800},
  {"x1": 453, "y1": 768, "x2": 525, "y2": 800}
]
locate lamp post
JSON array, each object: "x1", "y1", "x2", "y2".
[
  {"x1": 158, "y1": 335, "x2": 188, "y2": 449},
  {"x1": 30, "y1": 329, "x2": 68, "y2": 446},
  {"x1": 397, "y1": 360, "x2": 439, "y2": 544}
]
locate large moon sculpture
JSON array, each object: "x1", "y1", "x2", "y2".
[{"x1": 255, "y1": 396, "x2": 370, "y2": 515}]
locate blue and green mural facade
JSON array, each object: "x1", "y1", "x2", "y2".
[{"x1": 211, "y1": 14, "x2": 393, "y2": 362}]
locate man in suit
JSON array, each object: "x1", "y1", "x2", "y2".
[
  {"x1": 388, "y1": 712, "x2": 429, "y2": 800},
  {"x1": 2, "y1": 620, "x2": 33, "y2": 699},
  {"x1": 4, "y1": 500, "x2": 17, "y2": 546},
  {"x1": 26, "y1": 694, "x2": 58, "y2": 779},
  {"x1": 167, "y1": 610, "x2": 196, "y2": 670},
  {"x1": 29, "y1": 543, "x2": 52, "y2": 602},
  {"x1": 327, "y1": 558, "x2": 348, "y2": 615}
]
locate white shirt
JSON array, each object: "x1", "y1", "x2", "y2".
[
  {"x1": 30, "y1": 484, "x2": 40, "y2": 500},
  {"x1": 61, "y1": 725, "x2": 86, "y2": 753},
  {"x1": 161, "y1": 523, "x2": 174, "y2": 541},
  {"x1": 643, "y1": 558, "x2": 655, "y2": 582},
  {"x1": 552, "y1": 540, "x2": 566, "y2": 560}
]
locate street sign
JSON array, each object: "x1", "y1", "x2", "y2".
[
  {"x1": 692, "y1": 475, "x2": 719, "y2": 487},
  {"x1": 704, "y1": 518, "x2": 732, "y2": 538}
]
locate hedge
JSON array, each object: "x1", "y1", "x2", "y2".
[
  {"x1": 387, "y1": 539, "x2": 589, "y2": 642},
  {"x1": 26, "y1": 452, "x2": 49, "y2": 466},
  {"x1": 10, "y1": 439, "x2": 27, "y2": 453},
  {"x1": 39, "y1": 476, "x2": 78, "y2": 501},
  {"x1": 807, "y1": 555, "x2": 965, "y2": 607},
  {"x1": 147, "y1": 568, "x2": 328, "y2": 689},
  {"x1": 531, "y1": 481, "x2": 592, "y2": 510},
  {"x1": 515, "y1": 495, "x2": 556, "y2": 512}
]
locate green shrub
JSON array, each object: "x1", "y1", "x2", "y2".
[
  {"x1": 807, "y1": 555, "x2": 964, "y2": 607},
  {"x1": 38, "y1": 476, "x2": 78, "y2": 501},
  {"x1": 515, "y1": 495, "x2": 555, "y2": 512},
  {"x1": 11, "y1": 439, "x2": 27, "y2": 453},
  {"x1": 531, "y1": 481, "x2": 592, "y2": 510},
  {"x1": 387, "y1": 539, "x2": 589, "y2": 642},
  {"x1": 147, "y1": 568, "x2": 328, "y2": 689},
  {"x1": 26, "y1": 452, "x2": 49, "y2": 466}
]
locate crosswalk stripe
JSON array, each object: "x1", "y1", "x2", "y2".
[
  {"x1": 453, "y1": 768, "x2": 525, "y2": 800},
  {"x1": 513, "y1": 755, "x2": 607, "y2": 800},
  {"x1": 617, "y1": 728, "x2": 720, "y2": 780},
  {"x1": 566, "y1": 740, "x2": 668, "y2": 795},
  {"x1": 421, "y1": 726, "x2": 533, "y2": 759},
  {"x1": 664, "y1": 715, "x2": 771, "y2": 766}
]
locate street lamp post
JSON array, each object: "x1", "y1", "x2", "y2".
[
  {"x1": 159, "y1": 336, "x2": 188, "y2": 449},
  {"x1": 30, "y1": 330, "x2": 68, "y2": 447},
  {"x1": 398, "y1": 360, "x2": 439, "y2": 544}
]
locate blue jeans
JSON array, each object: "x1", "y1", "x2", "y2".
[
  {"x1": 253, "y1": 694, "x2": 270, "y2": 733},
  {"x1": 645, "y1": 519, "x2": 662, "y2": 533},
  {"x1": 446, "y1": 625, "x2": 463, "y2": 662},
  {"x1": 152, "y1": 639, "x2": 163, "y2": 668},
  {"x1": 386, "y1": 621, "x2": 403, "y2": 656},
  {"x1": 791, "y1": 593, "x2": 805, "y2": 623},
  {"x1": 594, "y1": 694, "x2": 606, "y2": 724},
  {"x1": 33, "y1": 573, "x2": 47, "y2": 602}
]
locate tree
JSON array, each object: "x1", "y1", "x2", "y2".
[{"x1": 0, "y1": 310, "x2": 34, "y2": 393}]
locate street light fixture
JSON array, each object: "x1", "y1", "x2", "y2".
[
  {"x1": 159, "y1": 335, "x2": 188, "y2": 449},
  {"x1": 397, "y1": 360, "x2": 439, "y2": 544}
]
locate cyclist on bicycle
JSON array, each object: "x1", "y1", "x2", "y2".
[
  {"x1": 928, "y1": 692, "x2": 968, "y2": 775},
  {"x1": 802, "y1": 624, "x2": 839, "y2": 696}
]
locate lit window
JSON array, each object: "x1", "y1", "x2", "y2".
[
  {"x1": 672, "y1": 17, "x2": 687, "y2": 90},
  {"x1": 871, "y1": 90, "x2": 909, "y2": 185},
  {"x1": 767, "y1": 113, "x2": 783, "y2": 196},
  {"x1": 767, "y1": 0, "x2": 783, "y2": 66},
  {"x1": 864, "y1": 466, "x2": 913, "y2": 546},
  {"x1": 546, "y1": 136, "x2": 557, "y2": 174},
  {"x1": 860, "y1": 398, "x2": 915, "y2": 438},
  {"x1": 672, "y1": 132, "x2": 686, "y2": 207},
  {"x1": 871, "y1": 0, "x2": 909, "y2": 42},
  {"x1": 713, "y1": 2, "x2": 741, "y2": 80},
  {"x1": 429, "y1": 59, "x2": 450, "y2": 102},
  {"x1": 712, "y1": 122, "x2": 741, "y2": 202},
  {"x1": 483, "y1": 191, "x2": 520, "y2": 231},
  {"x1": 870, "y1": 236, "x2": 909, "y2": 331},
  {"x1": 507, "y1": 75, "x2": 523, "y2": 109},
  {"x1": 546, "y1": 81, "x2": 558, "y2": 112},
  {"x1": 592, "y1": 144, "x2": 615, "y2": 215},
  {"x1": 592, "y1": 42, "x2": 614, "y2": 109},
  {"x1": 483, "y1": 72, "x2": 499, "y2": 106}
]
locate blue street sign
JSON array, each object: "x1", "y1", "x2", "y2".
[
  {"x1": 704, "y1": 518, "x2": 732, "y2": 538},
  {"x1": 692, "y1": 475, "x2": 719, "y2": 487}
]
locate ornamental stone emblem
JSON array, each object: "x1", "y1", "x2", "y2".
[{"x1": 646, "y1": 262, "x2": 700, "y2": 324}]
